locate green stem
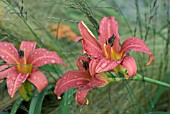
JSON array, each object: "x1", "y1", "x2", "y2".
[{"x1": 109, "y1": 73, "x2": 170, "y2": 88}]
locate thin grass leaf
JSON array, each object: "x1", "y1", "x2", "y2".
[
  {"x1": 28, "y1": 85, "x2": 53, "y2": 114},
  {"x1": 0, "y1": 112, "x2": 9, "y2": 114},
  {"x1": 59, "y1": 88, "x2": 74, "y2": 114},
  {"x1": 34, "y1": 85, "x2": 53, "y2": 114},
  {"x1": 3, "y1": 0, "x2": 45, "y2": 47},
  {"x1": 145, "y1": 112, "x2": 170, "y2": 114},
  {"x1": 123, "y1": 80, "x2": 140, "y2": 114},
  {"x1": 10, "y1": 97, "x2": 23, "y2": 114},
  {"x1": 75, "y1": 0, "x2": 99, "y2": 34},
  {"x1": 28, "y1": 92, "x2": 39, "y2": 114}
]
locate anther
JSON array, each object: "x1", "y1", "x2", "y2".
[
  {"x1": 82, "y1": 60, "x2": 89, "y2": 70},
  {"x1": 108, "y1": 34, "x2": 116, "y2": 46},
  {"x1": 18, "y1": 49, "x2": 24, "y2": 59}
]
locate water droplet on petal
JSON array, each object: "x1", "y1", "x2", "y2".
[
  {"x1": 51, "y1": 60, "x2": 56, "y2": 63},
  {"x1": 9, "y1": 88, "x2": 13, "y2": 92},
  {"x1": 74, "y1": 76, "x2": 77, "y2": 78},
  {"x1": 63, "y1": 76, "x2": 67, "y2": 79},
  {"x1": 76, "y1": 81, "x2": 83, "y2": 85}
]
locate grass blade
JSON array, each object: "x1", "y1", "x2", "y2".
[
  {"x1": 10, "y1": 97, "x2": 23, "y2": 114},
  {"x1": 29, "y1": 85, "x2": 53, "y2": 114},
  {"x1": 59, "y1": 89, "x2": 74, "y2": 114}
]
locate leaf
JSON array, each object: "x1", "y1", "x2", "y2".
[
  {"x1": 28, "y1": 85, "x2": 53, "y2": 114},
  {"x1": 10, "y1": 97, "x2": 23, "y2": 114},
  {"x1": 145, "y1": 112, "x2": 170, "y2": 114},
  {"x1": 0, "y1": 112, "x2": 9, "y2": 114},
  {"x1": 34, "y1": 85, "x2": 53, "y2": 114},
  {"x1": 28, "y1": 92, "x2": 38, "y2": 114},
  {"x1": 59, "y1": 88, "x2": 74, "y2": 114}
]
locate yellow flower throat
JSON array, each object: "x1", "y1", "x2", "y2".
[{"x1": 17, "y1": 49, "x2": 32, "y2": 74}]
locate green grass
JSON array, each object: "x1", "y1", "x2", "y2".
[{"x1": 0, "y1": 0, "x2": 170, "y2": 114}]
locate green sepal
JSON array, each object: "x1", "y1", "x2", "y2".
[{"x1": 19, "y1": 80, "x2": 33, "y2": 101}]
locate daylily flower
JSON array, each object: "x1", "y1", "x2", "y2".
[
  {"x1": 75, "y1": 16, "x2": 154, "y2": 78},
  {"x1": 54, "y1": 56, "x2": 110, "y2": 105},
  {"x1": 0, "y1": 41, "x2": 64, "y2": 98}
]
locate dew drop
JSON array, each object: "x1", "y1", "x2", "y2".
[
  {"x1": 74, "y1": 76, "x2": 78, "y2": 78},
  {"x1": 63, "y1": 76, "x2": 67, "y2": 79},
  {"x1": 51, "y1": 60, "x2": 56, "y2": 63},
  {"x1": 44, "y1": 61, "x2": 47, "y2": 64},
  {"x1": 76, "y1": 81, "x2": 83, "y2": 85},
  {"x1": 9, "y1": 88, "x2": 13, "y2": 92}
]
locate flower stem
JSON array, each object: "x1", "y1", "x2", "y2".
[
  {"x1": 108, "y1": 73, "x2": 170, "y2": 88},
  {"x1": 134, "y1": 74, "x2": 170, "y2": 88}
]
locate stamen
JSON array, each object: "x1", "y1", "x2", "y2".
[
  {"x1": 18, "y1": 49, "x2": 24, "y2": 59},
  {"x1": 82, "y1": 60, "x2": 89, "y2": 70},
  {"x1": 108, "y1": 34, "x2": 116, "y2": 46}
]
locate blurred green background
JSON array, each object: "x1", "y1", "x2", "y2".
[{"x1": 0, "y1": 0, "x2": 170, "y2": 114}]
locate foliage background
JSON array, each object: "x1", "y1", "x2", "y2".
[{"x1": 0, "y1": 0, "x2": 170, "y2": 114}]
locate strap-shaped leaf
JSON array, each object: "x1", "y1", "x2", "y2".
[
  {"x1": 10, "y1": 97, "x2": 23, "y2": 114},
  {"x1": 29, "y1": 85, "x2": 53, "y2": 114}
]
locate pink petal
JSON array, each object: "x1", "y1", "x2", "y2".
[
  {"x1": 99, "y1": 17, "x2": 120, "y2": 54},
  {"x1": 89, "y1": 59, "x2": 99, "y2": 76},
  {"x1": 120, "y1": 37, "x2": 155, "y2": 65},
  {"x1": 95, "y1": 58, "x2": 122, "y2": 73},
  {"x1": 85, "y1": 74, "x2": 108, "y2": 88},
  {"x1": 54, "y1": 71, "x2": 90, "y2": 99},
  {"x1": 74, "y1": 36, "x2": 82, "y2": 42},
  {"x1": 78, "y1": 21, "x2": 101, "y2": 48},
  {"x1": 75, "y1": 89, "x2": 91, "y2": 105},
  {"x1": 0, "y1": 42, "x2": 19, "y2": 64},
  {"x1": 82, "y1": 38, "x2": 104, "y2": 58},
  {"x1": 27, "y1": 70, "x2": 48, "y2": 92},
  {"x1": 0, "y1": 65, "x2": 15, "y2": 79},
  {"x1": 28, "y1": 48, "x2": 64, "y2": 67},
  {"x1": 7, "y1": 69, "x2": 28, "y2": 98},
  {"x1": 121, "y1": 56, "x2": 137, "y2": 78},
  {"x1": 78, "y1": 22, "x2": 103, "y2": 58},
  {"x1": 77, "y1": 56, "x2": 90, "y2": 71},
  {"x1": 20, "y1": 41, "x2": 36, "y2": 59}
]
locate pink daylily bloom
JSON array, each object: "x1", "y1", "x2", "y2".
[
  {"x1": 0, "y1": 41, "x2": 64, "y2": 98},
  {"x1": 75, "y1": 16, "x2": 154, "y2": 78},
  {"x1": 54, "y1": 56, "x2": 109, "y2": 105}
]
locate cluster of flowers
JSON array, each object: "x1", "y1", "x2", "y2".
[{"x1": 0, "y1": 16, "x2": 154, "y2": 105}]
